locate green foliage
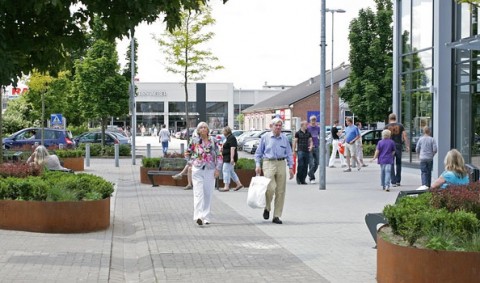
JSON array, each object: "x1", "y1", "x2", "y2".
[
  {"x1": 362, "y1": 143, "x2": 376, "y2": 156},
  {"x1": 77, "y1": 143, "x2": 131, "y2": 157},
  {"x1": 142, "y1": 157, "x2": 161, "y2": 168},
  {"x1": 55, "y1": 149, "x2": 84, "y2": 158},
  {"x1": 339, "y1": 0, "x2": 393, "y2": 123},
  {"x1": 431, "y1": 184, "x2": 480, "y2": 219},
  {"x1": 236, "y1": 158, "x2": 255, "y2": 170},
  {"x1": 68, "y1": 125, "x2": 90, "y2": 137},
  {"x1": 2, "y1": 97, "x2": 32, "y2": 134},
  {"x1": 0, "y1": 0, "x2": 228, "y2": 87}
]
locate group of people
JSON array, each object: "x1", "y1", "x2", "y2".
[{"x1": 180, "y1": 112, "x2": 470, "y2": 227}]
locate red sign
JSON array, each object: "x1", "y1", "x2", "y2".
[
  {"x1": 280, "y1": 109, "x2": 285, "y2": 120},
  {"x1": 11, "y1": 87, "x2": 29, "y2": 95}
]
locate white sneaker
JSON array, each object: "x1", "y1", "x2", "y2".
[{"x1": 310, "y1": 179, "x2": 316, "y2": 184}]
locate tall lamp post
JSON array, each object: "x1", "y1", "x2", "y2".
[{"x1": 326, "y1": 8, "x2": 345, "y2": 128}]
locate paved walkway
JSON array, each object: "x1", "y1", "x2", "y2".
[{"x1": 0, "y1": 149, "x2": 423, "y2": 282}]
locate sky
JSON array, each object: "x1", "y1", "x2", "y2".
[{"x1": 117, "y1": 0, "x2": 376, "y2": 90}]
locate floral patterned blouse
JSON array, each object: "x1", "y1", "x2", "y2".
[{"x1": 187, "y1": 136, "x2": 223, "y2": 170}]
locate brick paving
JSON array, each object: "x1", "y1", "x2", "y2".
[{"x1": 0, "y1": 144, "x2": 423, "y2": 282}]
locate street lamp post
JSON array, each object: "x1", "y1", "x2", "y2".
[{"x1": 326, "y1": 8, "x2": 345, "y2": 128}]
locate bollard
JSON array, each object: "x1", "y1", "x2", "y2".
[
  {"x1": 114, "y1": 144, "x2": 119, "y2": 167},
  {"x1": 59, "y1": 143, "x2": 64, "y2": 150},
  {"x1": 180, "y1": 143, "x2": 185, "y2": 154},
  {"x1": 86, "y1": 143, "x2": 90, "y2": 167},
  {"x1": 146, "y1": 144, "x2": 151, "y2": 158}
]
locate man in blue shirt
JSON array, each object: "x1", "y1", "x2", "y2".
[
  {"x1": 255, "y1": 118, "x2": 294, "y2": 224},
  {"x1": 343, "y1": 117, "x2": 361, "y2": 172}
]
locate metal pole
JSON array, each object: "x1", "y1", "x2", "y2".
[
  {"x1": 319, "y1": 0, "x2": 327, "y2": 190},
  {"x1": 130, "y1": 28, "x2": 137, "y2": 165},
  {"x1": 146, "y1": 143, "x2": 151, "y2": 158},
  {"x1": 239, "y1": 88, "x2": 241, "y2": 130},
  {"x1": 114, "y1": 144, "x2": 119, "y2": 167},
  {"x1": 86, "y1": 143, "x2": 90, "y2": 167},
  {"x1": 330, "y1": 12, "x2": 334, "y2": 129}
]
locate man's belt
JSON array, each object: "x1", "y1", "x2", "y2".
[{"x1": 264, "y1": 157, "x2": 286, "y2": 161}]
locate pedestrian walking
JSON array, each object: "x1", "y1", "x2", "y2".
[
  {"x1": 328, "y1": 120, "x2": 346, "y2": 168},
  {"x1": 187, "y1": 121, "x2": 222, "y2": 225},
  {"x1": 343, "y1": 117, "x2": 362, "y2": 172},
  {"x1": 353, "y1": 122, "x2": 368, "y2": 168},
  {"x1": 219, "y1": 126, "x2": 244, "y2": 192},
  {"x1": 307, "y1": 116, "x2": 320, "y2": 183},
  {"x1": 415, "y1": 126, "x2": 437, "y2": 188},
  {"x1": 384, "y1": 113, "x2": 410, "y2": 187},
  {"x1": 159, "y1": 124, "x2": 171, "y2": 156},
  {"x1": 293, "y1": 120, "x2": 313, "y2": 184},
  {"x1": 254, "y1": 118, "x2": 294, "y2": 224},
  {"x1": 371, "y1": 130, "x2": 396, "y2": 191}
]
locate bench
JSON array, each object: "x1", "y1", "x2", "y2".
[
  {"x1": 365, "y1": 189, "x2": 428, "y2": 247},
  {"x1": 147, "y1": 158, "x2": 187, "y2": 187}
]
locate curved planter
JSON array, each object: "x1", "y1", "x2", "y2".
[
  {"x1": 0, "y1": 198, "x2": 110, "y2": 233},
  {"x1": 377, "y1": 228, "x2": 480, "y2": 282},
  {"x1": 60, "y1": 157, "x2": 84, "y2": 171}
]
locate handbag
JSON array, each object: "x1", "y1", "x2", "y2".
[{"x1": 247, "y1": 176, "x2": 271, "y2": 209}]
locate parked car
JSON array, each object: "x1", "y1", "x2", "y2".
[
  {"x1": 74, "y1": 131, "x2": 129, "y2": 145},
  {"x1": 232, "y1": 130, "x2": 244, "y2": 137},
  {"x1": 243, "y1": 139, "x2": 259, "y2": 154},
  {"x1": 242, "y1": 129, "x2": 292, "y2": 153},
  {"x1": 237, "y1": 130, "x2": 262, "y2": 150},
  {"x1": 360, "y1": 129, "x2": 383, "y2": 145},
  {"x1": 3, "y1": 127, "x2": 75, "y2": 149},
  {"x1": 180, "y1": 128, "x2": 196, "y2": 140}
]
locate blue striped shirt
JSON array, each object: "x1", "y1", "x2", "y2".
[{"x1": 254, "y1": 132, "x2": 294, "y2": 169}]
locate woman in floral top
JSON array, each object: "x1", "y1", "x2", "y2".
[{"x1": 186, "y1": 121, "x2": 223, "y2": 225}]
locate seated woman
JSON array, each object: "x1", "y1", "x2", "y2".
[
  {"x1": 430, "y1": 149, "x2": 469, "y2": 189},
  {"x1": 27, "y1": 145, "x2": 70, "y2": 171}
]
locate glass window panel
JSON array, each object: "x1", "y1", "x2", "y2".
[
  {"x1": 411, "y1": 0, "x2": 433, "y2": 50},
  {"x1": 401, "y1": 0, "x2": 411, "y2": 54},
  {"x1": 168, "y1": 102, "x2": 196, "y2": 113},
  {"x1": 136, "y1": 102, "x2": 164, "y2": 113},
  {"x1": 460, "y1": 3, "x2": 472, "y2": 38},
  {"x1": 415, "y1": 49, "x2": 433, "y2": 70},
  {"x1": 411, "y1": 69, "x2": 432, "y2": 90}
]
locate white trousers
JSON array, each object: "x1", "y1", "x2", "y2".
[
  {"x1": 329, "y1": 139, "x2": 345, "y2": 167},
  {"x1": 192, "y1": 166, "x2": 215, "y2": 222}
]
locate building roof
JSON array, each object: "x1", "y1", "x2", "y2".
[{"x1": 242, "y1": 65, "x2": 350, "y2": 113}]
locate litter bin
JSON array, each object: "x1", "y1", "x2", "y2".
[{"x1": 465, "y1": 163, "x2": 479, "y2": 183}]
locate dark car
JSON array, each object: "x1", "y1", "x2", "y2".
[
  {"x1": 361, "y1": 129, "x2": 383, "y2": 145},
  {"x1": 74, "y1": 131, "x2": 129, "y2": 145},
  {"x1": 3, "y1": 127, "x2": 75, "y2": 149}
]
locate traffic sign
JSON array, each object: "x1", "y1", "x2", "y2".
[{"x1": 51, "y1": 114, "x2": 63, "y2": 126}]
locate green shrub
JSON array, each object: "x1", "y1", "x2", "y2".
[
  {"x1": 363, "y1": 143, "x2": 376, "y2": 156},
  {"x1": 0, "y1": 171, "x2": 114, "y2": 201},
  {"x1": 431, "y1": 184, "x2": 480, "y2": 219},
  {"x1": 119, "y1": 144, "x2": 131, "y2": 156},
  {"x1": 68, "y1": 125, "x2": 89, "y2": 137},
  {"x1": 77, "y1": 143, "x2": 131, "y2": 157},
  {"x1": 236, "y1": 158, "x2": 255, "y2": 170},
  {"x1": 55, "y1": 149, "x2": 84, "y2": 158},
  {"x1": 142, "y1": 157, "x2": 161, "y2": 168}
]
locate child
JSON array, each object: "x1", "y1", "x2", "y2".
[
  {"x1": 415, "y1": 126, "x2": 437, "y2": 188},
  {"x1": 371, "y1": 129, "x2": 396, "y2": 191}
]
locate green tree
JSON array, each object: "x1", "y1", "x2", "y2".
[
  {"x1": 74, "y1": 40, "x2": 129, "y2": 146},
  {"x1": 155, "y1": 5, "x2": 223, "y2": 138},
  {"x1": 2, "y1": 96, "x2": 32, "y2": 134},
  {"x1": 236, "y1": 113, "x2": 244, "y2": 130},
  {"x1": 339, "y1": 0, "x2": 393, "y2": 123}
]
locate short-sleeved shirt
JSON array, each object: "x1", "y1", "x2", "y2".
[
  {"x1": 376, "y1": 139, "x2": 396, "y2": 165},
  {"x1": 331, "y1": 126, "x2": 340, "y2": 140},
  {"x1": 307, "y1": 125, "x2": 320, "y2": 147},
  {"x1": 222, "y1": 134, "x2": 238, "y2": 163},
  {"x1": 440, "y1": 171, "x2": 469, "y2": 189},
  {"x1": 385, "y1": 122, "x2": 405, "y2": 147},
  {"x1": 294, "y1": 129, "x2": 312, "y2": 152},
  {"x1": 159, "y1": 128, "x2": 170, "y2": 142},
  {"x1": 344, "y1": 125, "x2": 360, "y2": 144}
]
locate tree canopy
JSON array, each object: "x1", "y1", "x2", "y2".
[
  {"x1": 338, "y1": 0, "x2": 393, "y2": 124},
  {"x1": 0, "y1": 0, "x2": 228, "y2": 86}
]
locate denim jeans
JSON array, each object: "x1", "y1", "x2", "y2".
[
  {"x1": 420, "y1": 160, "x2": 433, "y2": 187},
  {"x1": 161, "y1": 141, "x2": 169, "y2": 155},
  {"x1": 390, "y1": 146, "x2": 402, "y2": 184},
  {"x1": 296, "y1": 150, "x2": 310, "y2": 183},
  {"x1": 381, "y1": 164, "x2": 392, "y2": 188},
  {"x1": 222, "y1": 162, "x2": 239, "y2": 186},
  {"x1": 308, "y1": 147, "x2": 319, "y2": 181}
]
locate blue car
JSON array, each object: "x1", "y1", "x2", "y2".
[{"x1": 2, "y1": 127, "x2": 75, "y2": 149}]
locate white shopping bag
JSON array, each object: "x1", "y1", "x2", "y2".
[{"x1": 247, "y1": 176, "x2": 271, "y2": 209}]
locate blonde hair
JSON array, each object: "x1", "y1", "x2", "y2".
[
  {"x1": 33, "y1": 145, "x2": 50, "y2": 166},
  {"x1": 196, "y1": 121, "x2": 209, "y2": 136},
  {"x1": 223, "y1": 126, "x2": 232, "y2": 136},
  {"x1": 444, "y1": 149, "x2": 467, "y2": 177},
  {"x1": 382, "y1": 129, "x2": 391, "y2": 139}
]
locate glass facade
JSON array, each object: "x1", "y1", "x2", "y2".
[
  {"x1": 454, "y1": 4, "x2": 480, "y2": 166},
  {"x1": 399, "y1": 0, "x2": 434, "y2": 164}
]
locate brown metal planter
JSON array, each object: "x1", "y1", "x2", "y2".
[
  {"x1": 139, "y1": 167, "x2": 188, "y2": 186},
  {"x1": 377, "y1": 228, "x2": 480, "y2": 283},
  {"x1": 61, "y1": 157, "x2": 84, "y2": 171},
  {"x1": 0, "y1": 198, "x2": 110, "y2": 233},
  {"x1": 217, "y1": 169, "x2": 256, "y2": 188}
]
